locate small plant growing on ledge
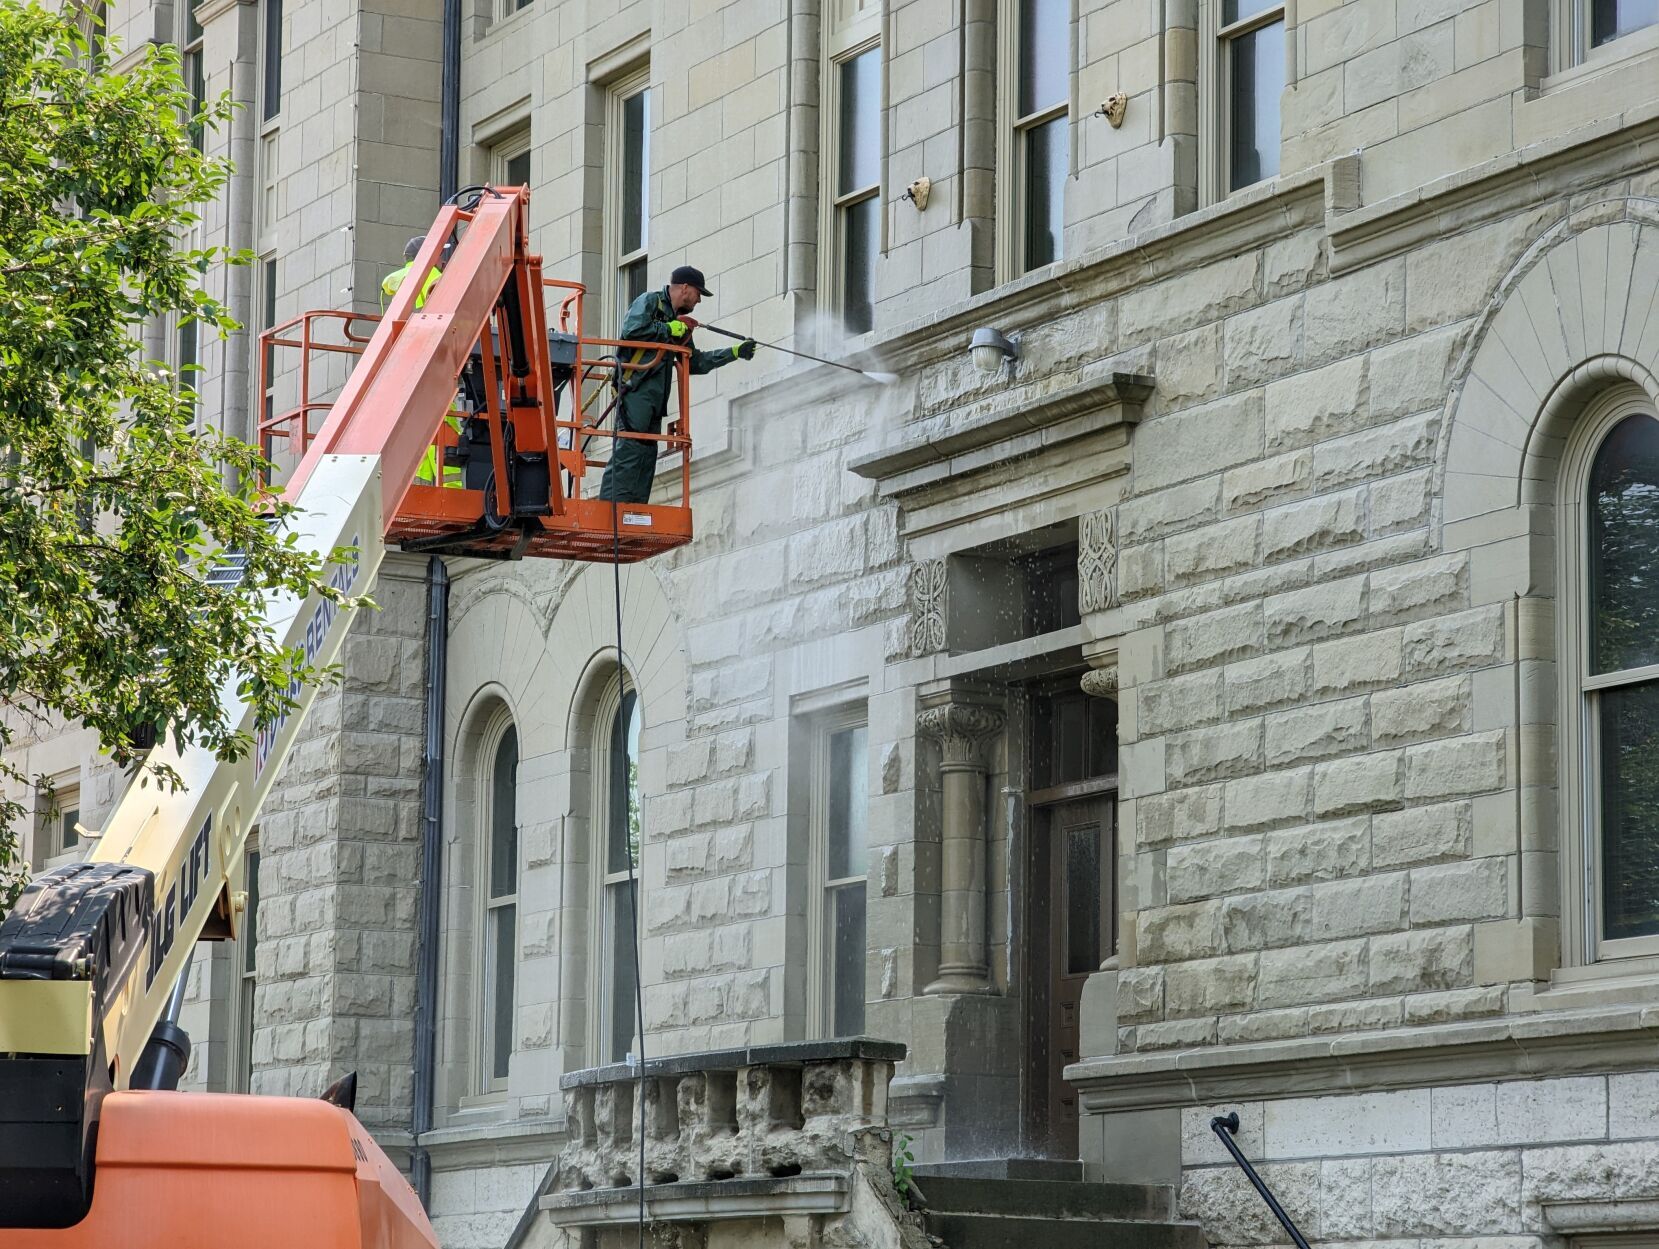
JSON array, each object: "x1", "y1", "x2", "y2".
[{"x1": 891, "y1": 1133, "x2": 916, "y2": 1201}]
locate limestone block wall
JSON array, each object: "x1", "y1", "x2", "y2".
[
  {"x1": 255, "y1": 556, "x2": 430, "y2": 1128},
  {"x1": 1178, "y1": 1074, "x2": 1659, "y2": 1244}
]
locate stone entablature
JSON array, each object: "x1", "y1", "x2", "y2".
[{"x1": 545, "y1": 1038, "x2": 906, "y2": 1224}]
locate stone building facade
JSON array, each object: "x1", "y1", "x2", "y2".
[{"x1": 10, "y1": 0, "x2": 1659, "y2": 1245}]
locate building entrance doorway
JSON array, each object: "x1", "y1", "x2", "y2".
[{"x1": 1022, "y1": 680, "x2": 1116, "y2": 1159}]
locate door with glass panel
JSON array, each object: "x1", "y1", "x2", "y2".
[{"x1": 1024, "y1": 681, "x2": 1116, "y2": 1158}]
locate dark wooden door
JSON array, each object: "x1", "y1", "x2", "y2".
[{"x1": 1043, "y1": 797, "x2": 1112, "y2": 1154}]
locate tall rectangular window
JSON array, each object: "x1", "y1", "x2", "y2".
[
  {"x1": 493, "y1": 129, "x2": 532, "y2": 190},
  {"x1": 606, "y1": 75, "x2": 651, "y2": 328},
  {"x1": 1559, "y1": 0, "x2": 1658, "y2": 65},
  {"x1": 182, "y1": 0, "x2": 204, "y2": 152},
  {"x1": 177, "y1": 315, "x2": 198, "y2": 425},
  {"x1": 600, "y1": 688, "x2": 641, "y2": 1064},
  {"x1": 234, "y1": 844, "x2": 261, "y2": 1091},
  {"x1": 257, "y1": 257, "x2": 278, "y2": 460},
  {"x1": 997, "y1": 0, "x2": 1069, "y2": 278},
  {"x1": 262, "y1": 0, "x2": 283, "y2": 123},
  {"x1": 831, "y1": 46, "x2": 881, "y2": 336},
  {"x1": 1211, "y1": 0, "x2": 1283, "y2": 195},
  {"x1": 811, "y1": 713, "x2": 868, "y2": 1037},
  {"x1": 483, "y1": 726, "x2": 519, "y2": 1089}
]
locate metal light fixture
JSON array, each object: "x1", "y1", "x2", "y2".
[{"x1": 970, "y1": 327, "x2": 1019, "y2": 375}]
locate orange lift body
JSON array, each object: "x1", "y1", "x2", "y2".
[
  {"x1": 0, "y1": 187, "x2": 696, "y2": 1249},
  {"x1": 5, "y1": 1095, "x2": 433, "y2": 1249}
]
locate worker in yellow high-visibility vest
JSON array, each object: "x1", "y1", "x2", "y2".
[
  {"x1": 384, "y1": 237, "x2": 464, "y2": 488},
  {"x1": 380, "y1": 236, "x2": 443, "y2": 311}
]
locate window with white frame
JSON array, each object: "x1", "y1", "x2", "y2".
[
  {"x1": 503, "y1": 0, "x2": 534, "y2": 15},
  {"x1": 819, "y1": 0, "x2": 882, "y2": 339},
  {"x1": 1557, "y1": 0, "x2": 1658, "y2": 68},
  {"x1": 255, "y1": 256, "x2": 278, "y2": 459},
  {"x1": 495, "y1": 130, "x2": 532, "y2": 189},
  {"x1": 1202, "y1": 0, "x2": 1284, "y2": 199},
  {"x1": 233, "y1": 841, "x2": 261, "y2": 1091},
  {"x1": 605, "y1": 73, "x2": 651, "y2": 329},
  {"x1": 998, "y1": 0, "x2": 1069, "y2": 277},
  {"x1": 180, "y1": 0, "x2": 204, "y2": 151},
  {"x1": 38, "y1": 775, "x2": 81, "y2": 859},
  {"x1": 1561, "y1": 391, "x2": 1659, "y2": 965},
  {"x1": 809, "y1": 712, "x2": 868, "y2": 1037},
  {"x1": 594, "y1": 679, "x2": 641, "y2": 1065},
  {"x1": 481, "y1": 723, "x2": 519, "y2": 1090},
  {"x1": 261, "y1": 0, "x2": 284, "y2": 123}
]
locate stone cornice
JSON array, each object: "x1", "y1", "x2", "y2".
[
  {"x1": 196, "y1": 0, "x2": 257, "y2": 24},
  {"x1": 849, "y1": 371, "x2": 1153, "y2": 496},
  {"x1": 1329, "y1": 103, "x2": 1659, "y2": 274},
  {"x1": 1067, "y1": 1004, "x2": 1659, "y2": 1113}
]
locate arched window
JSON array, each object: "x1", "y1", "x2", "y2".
[
  {"x1": 1583, "y1": 412, "x2": 1659, "y2": 953},
  {"x1": 1565, "y1": 398, "x2": 1659, "y2": 963},
  {"x1": 595, "y1": 681, "x2": 641, "y2": 1064},
  {"x1": 482, "y1": 723, "x2": 519, "y2": 1090}
]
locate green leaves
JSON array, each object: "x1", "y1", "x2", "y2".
[{"x1": 0, "y1": 3, "x2": 362, "y2": 911}]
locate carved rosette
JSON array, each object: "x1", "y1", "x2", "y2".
[
  {"x1": 908, "y1": 559, "x2": 948, "y2": 656},
  {"x1": 1080, "y1": 666, "x2": 1119, "y2": 698},
  {"x1": 917, "y1": 703, "x2": 1005, "y2": 769},
  {"x1": 1078, "y1": 508, "x2": 1118, "y2": 614}
]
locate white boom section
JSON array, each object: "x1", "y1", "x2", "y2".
[{"x1": 0, "y1": 455, "x2": 385, "y2": 1079}]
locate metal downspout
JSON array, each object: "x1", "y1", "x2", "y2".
[
  {"x1": 439, "y1": 0, "x2": 462, "y2": 202},
  {"x1": 410, "y1": 556, "x2": 449, "y2": 1207}
]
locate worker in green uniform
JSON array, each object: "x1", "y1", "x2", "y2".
[
  {"x1": 383, "y1": 237, "x2": 461, "y2": 486},
  {"x1": 381, "y1": 236, "x2": 443, "y2": 311},
  {"x1": 599, "y1": 265, "x2": 756, "y2": 504}
]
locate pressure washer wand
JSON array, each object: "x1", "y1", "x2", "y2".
[{"x1": 699, "y1": 323, "x2": 898, "y2": 385}]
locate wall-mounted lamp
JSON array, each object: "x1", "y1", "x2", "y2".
[{"x1": 970, "y1": 327, "x2": 1019, "y2": 375}]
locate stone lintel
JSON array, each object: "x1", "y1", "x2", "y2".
[
  {"x1": 1069, "y1": 1004, "x2": 1659, "y2": 1113},
  {"x1": 541, "y1": 1174, "x2": 850, "y2": 1226},
  {"x1": 196, "y1": 0, "x2": 257, "y2": 24},
  {"x1": 560, "y1": 1036, "x2": 907, "y2": 1090},
  {"x1": 848, "y1": 372, "x2": 1154, "y2": 498}
]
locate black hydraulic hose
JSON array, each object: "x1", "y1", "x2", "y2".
[
  {"x1": 1209, "y1": 1114, "x2": 1312, "y2": 1249},
  {"x1": 410, "y1": 557, "x2": 450, "y2": 1208},
  {"x1": 499, "y1": 280, "x2": 531, "y2": 379}
]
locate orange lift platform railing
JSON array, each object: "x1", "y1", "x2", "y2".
[{"x1": 260, "y1": 184, "x2": 696, "y2": 563}]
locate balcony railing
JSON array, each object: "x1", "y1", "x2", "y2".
[{"x1": 542, "y1": 1038, "x2": 905, "y2": 1228}]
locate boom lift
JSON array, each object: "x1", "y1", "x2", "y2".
[{"x1": 0, "y1": 187, "x2": 695, "y2": 1247}]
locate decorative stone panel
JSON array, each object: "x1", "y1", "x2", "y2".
[
  {"x1": 1079, "y1": 507, "x2": 1119, "y2": 614},
  {"x1": 908, "y1": 560, "x2": 948, "y2": 657}
]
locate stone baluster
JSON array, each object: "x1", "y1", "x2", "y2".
[{"x1": 918, "y1": 699, "x2": 1005, "y2": 995}]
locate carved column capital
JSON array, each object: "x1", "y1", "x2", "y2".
[
  {"x1": 917, "y1": 702, "x2": 1004, "y2": 768},
  {"x1": 1080, "y1": 666, "x2": 1119, "y2": 698}
]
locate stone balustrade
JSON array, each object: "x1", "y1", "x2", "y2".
[{"x1": 543, "y1": 1038, "x2": 906, "y2": 1228}]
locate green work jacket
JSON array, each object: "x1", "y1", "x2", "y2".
[{"x1": 617, "y1": 287, "x2": 738, "y2": 426}]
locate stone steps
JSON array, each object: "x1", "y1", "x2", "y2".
[
  {"x1": 916, "y1": 1176, "x2": 1174, "y2": 1222},
  {"x1": 923, "y1": 1212, "x2": 1208, "y2": 1249},
  {"x1": 916, "y1": 1170, "x2": 1204, "y2": 1249}
]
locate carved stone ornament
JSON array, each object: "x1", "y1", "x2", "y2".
[
  {"x1": 917, "y1": 703, "x2": 1005, "y2": 768},
  {"x1": 1078, "y1": 508, "x2": 1118, "y2": 614},
  {"x1": 1080, "y1": 666, "x2": 1119, "y2": 698},
  {"x1": 1102, "y1": 92, "x2": 1128, "y2": 128},
  {"x1": 909, "y1": 559, "x2": 948, "y2": 656}
]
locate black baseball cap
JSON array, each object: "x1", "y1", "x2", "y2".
[{"x1": 670, "y1": 265, "x2": 713, "y2": 297}]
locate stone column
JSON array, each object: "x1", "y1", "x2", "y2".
[{"x1": 919, "y1": 700, "x2": 1004, "y2": 994}]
